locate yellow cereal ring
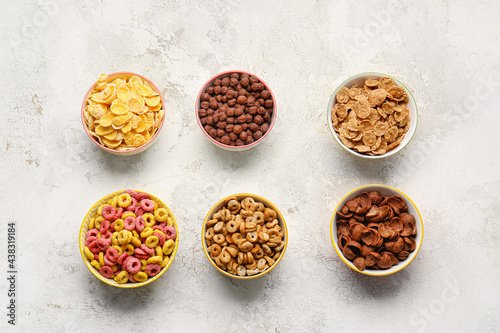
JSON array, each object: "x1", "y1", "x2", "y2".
[
  {"x1": 98, "y1": 252, "x2": 105, "y2": 266},
  {"x1": 122, "y1": 212, "x2": 136, "y2": 220},
  {"x1": 90, "y1": 260, "x2": 101, "y2": 270},
  {"x1": 155, "y1": 246, "x2": 163, "y2": 257},
  {"x1": 97, "y1": 232, "x2": 102, "y2": 239},
  {"x1": 114, "y1": 271, "x2": 129, "y2": 284},
  {"x1": 108, "y1": 196, "x2": 119, "y2": 208},
  {"x1": 114, "y1": 219, "x2": 124, "y2": 232},
  {"x1": 121, "y1": 244, "x2": 134, "y2": 256},
  {"x1": 117, "y1": 230, "x2": 132, "y2": 245},
  {"x1": 111, "y1": 265, "x2": 118, "y2": 272},
  {"x1": 162, "y1": 239, "x2": 175, "y2": 256},
  {"x1": 89, "y1": 217, "x2": 96, "y2": 230},
  {"x1": 140, "y1": 260, "x2": 147, "y2": 271},
  {"x1": 130, "y1": 236, "x2": 142, "y2": 248},
  {"x1": 160, "y1": 256, "x2": 170, "y2": 268},
  {"x1": 143, "y1": 213, "x2": 155, "y2": 227},
  {"x1": 166, "y1": 217, "x2": 174, "y2": 226},
  {"x1": 153, "y1": 208, "x2": 169, "y2": 222},
  {"x1": 145, "y1": 236, "x2": 159, "y2": 248},
  {"x1": 131, "y1": 230, "x2": 140, "y2": 239},
  {"x1": 147, "y1": 256, "x2": 162, "y2": 265},
  {"x1": 83, "y1": 246, "x2": 94, "y2": 260},
  {"x1": 134, "y1": 271, "x2": 148, "y2": 282},
  {"x1": 111, "y1": 232, "x2": 120, "y2": 246},
  {"x1": 140, "y1": 227, "x2": 153, "y2": 238},
  {"x1": 111, "y1": 245, "x2": 123, "y2": 256},
  {"x1": 95, "y1": 216, "x2": 105, "y2": 229},
  {"x1": 117, "y1": 193, "x2": 132, "y2": 208},
  {"x1": 97, "y1": 205, "x2": 107, "y2": 216},
  {"x1": 154, "y1": 201, "x2": 158, "y2": 210}
]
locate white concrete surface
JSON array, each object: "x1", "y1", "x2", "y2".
[{"x1": 0, "y1": 1, "x2": 499, "y2": 332}]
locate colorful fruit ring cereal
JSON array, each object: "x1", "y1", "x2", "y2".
[{"x1": 79, "y1": 190, "x2": 179, "y2": 288}]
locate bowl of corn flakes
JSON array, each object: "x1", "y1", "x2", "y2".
[
  {"x1": 81, "y1": 72, "x2": 165, "y2": 155},
  {"x1": 79, "y1": 189, "x2": 179, "y2": 288},
  {"x1": 327, "y1": 72, "x2": 418, "y2": 158}
]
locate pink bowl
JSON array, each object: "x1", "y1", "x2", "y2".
[
  {"x1": 81, "y1": 72, "x2": 166, "y2": 156},
  {"x1": 195, "y1": 70, "x2": 277, "y2": 151}
]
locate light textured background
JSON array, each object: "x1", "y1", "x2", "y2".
[{"x1": 1, "y1": 1, "x2": 499, "y2": 332}]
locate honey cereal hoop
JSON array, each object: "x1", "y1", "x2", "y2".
[
  {"x1": 330, "y1": 184, "x2": 423, "y2": 276},
  {"x1": 79, "y1": 190, "x2": 179, "y2": 288},
  {"x1": 81, "y1": 72, "x2": 166, "y2": 156},
  {"x1": 202, "y1": 193, "x2": 287, "y2": 279},
  {"x1": 327, "y1": 72, "x2": 418, "y2": 159},
  {"x1": 195, "y1": 70, "x2": 277, "y2": 152}
]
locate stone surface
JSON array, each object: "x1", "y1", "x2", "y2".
[{"x1": 0, "y1": 1, "x2": 499, "y2": 332}]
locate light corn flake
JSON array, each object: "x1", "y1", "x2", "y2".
[
  {"x1": 332, "y1": 76, "x2": 410, "y2": 155},
  {"x1": 84, "y1": 74, "x2": 164, "y2": 150}
]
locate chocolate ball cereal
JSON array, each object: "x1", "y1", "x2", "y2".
[{"x1": 198, "y1": 72, "x2": 274, "y2": 147}]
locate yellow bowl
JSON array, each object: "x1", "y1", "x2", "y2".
[
  {"x1": 79, "y1": 190, "x2": 179, "y2": 288},
  {"x1": 202, "y1": 193, "x2": 287, "y2": 279},
  {"x1": 81, "y1": 72, "x2": 166, "y2": 156},
  {"x1": 330, "y1": 184, "x2": 423, "y2": 276}
]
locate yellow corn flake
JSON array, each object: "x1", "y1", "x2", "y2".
[
  {"x1": 101, "y1": 138, "x2": 122, "y2": 149},
  {"x1": 133, "y1": 82, "x2": 153, "y2": 97},
  {"x1": 132, "y1": 134, "x2": 147, "y2": 147},
  {"x1": 103, "y1": 130, "x2": 118, "y2": 140},
  {"x1": 98, "y1": 113, "x2": 115, "y2": 127},
  {"x1": 121, "y1": 123, "x2": 132, "y2": 133},
  {"x1": 112, "y1": 112, "x2": 133, "y2": 127},
  {"x1": 110, "y1": 102, "x2": 129, "y2": 115},
  {"x1": 144, "y1": 95, "x2": 161, "y2": 108},
  {"x1": 129, "y1": 76, "x2": 143, "y2": 85},
  {"x1": 117, "y1": 86, "x2": 131, "y2": 104}
]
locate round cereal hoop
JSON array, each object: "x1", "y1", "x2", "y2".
[
  {"x1": 330, "y1": 184, "x2": 424, "y2": 276},
  {"x1": 201, "y1": 193, "x2": 287, "y2": 279},
  {"x1": 79, "y1": 189, "x2": 179, "y2": 288},
  {"x1": 81, "y1": 72, "x2": 166, "y2": 156},
  {"x1": 195, "y1": 70, "x2": 277, "y2": 151}
]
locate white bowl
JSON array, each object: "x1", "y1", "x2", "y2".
[
  {"x1": 330, "y1": 184, "x2": 423, "y2": 276},
  {"x1": 327, "y1": 72, "x2": 418, "y2": 159}
]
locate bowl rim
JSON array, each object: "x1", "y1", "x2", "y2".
[
  {"x1": 330, "y1": 184, "x2": 424, "y2": 276},
  {"x1": 327, "y1": 72, "x2": 418, "y2": 159},
  {"x1": 201, "y1": 193, "x2": 287, "y2": 279},
  {"x1": 81, "y1": 71, "x2": 166, "y2": 154},
  {"x1": 195, "y1": 70, "x2": 277, "y2": 150},
  {"x1": 79, "y1": 189, "x2": 179, "y2": 288}
]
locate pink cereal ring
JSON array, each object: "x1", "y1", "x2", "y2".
[
  {"x1": 99, "y1": 220, "x2": 110, "y2": 234},
  {"x1": 86, "y1": 236, "x2": 98, "y2": 247},
  {"x1": 117, "y1": 252, "x2": 128, "y2": 265},
  {"x1": 125, "y1": 257, "x2": 142, "y2": 274},
  {"x1": 123, "y1": 216, "x2": 136, "y2": 231},
  {"x1": 114, "y1": 207, "x2": 123, "y2": 220},
  {"x1": 106, "y1": 247, "x2": 120, "y2": 261},
  {"x1": 135, "y1": 192, "x2": 150, "y2": 201},
  {"x1": 164, "y1": 226, "x2": 177, "y2": 241},
  {"x1": 141, "y1": 244, "x2": 155, "y2": 255},
  {"x1": 103, "y1": 255, "x2": 116, "y2": 266},
  {"x1": 134, "y1": 206, "x2": 145, "y2": 217},
  {"x1": 96, "y1": 238, "x2": 110, "y2": 251},
  {"x1": 153, "y1": 231, "x2": 166, "y2": 246},
  {"x1": 158, "y1": 221, "x2": 167, "y2": 228},
  {"x1": 135, "y1": 216, "x2": 145, "y2": 233},
  {"x1": 101, "y1": 205, "x2": 117, "y2": 220},
  {"x1": 127, "y1": 197, "x2": 138, "y2": 211},
  {"x1": 94, "y1": 254, "x2": 99, "y2": 260},
  {"x1": 145, "y1": 264, "x2": 161, "y2": 277},
  {"x1": 100, "y1": 266, "x2": 114, "y2": 278},
  {"x1": 122, "y1": 256, "x2": 133, "y2": 268},
  {"x1": 125, "y1": 189, "x2": 138, "y2": 199},
  {"x1": 86, "y1": 229, "x2": 99, "y2": 238},
  {"x1": 88, "y1": 240, "x2": 101, "y2": 253},
  {"x1": 128, "y1": 274, "x2": 137, "y2": 283},
  {"x1": 134, "y1": 248, "x2": 147, "y2": 256},
  {"x1": 140, "y1": 199, "x2": 155, "y2": 212},
  {"x1": 135, "y1": 254, "x2": 150, "y2": 260},
  {"x1": 101, "y1": 232, "x2": 112, "y2": 242}
]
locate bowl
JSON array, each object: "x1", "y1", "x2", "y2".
[
  {"x1": 202, "y1": 193, "x2": 287, "y2": 279},
  {"x1": 195, "y1": 70, "x2": 276, "y2": 151},
  {"x1": 330, "y1": 184, "x2": 423, "y2": 276},
  {"x1": 327, "y1": 72, "x2": 418, "y2": 159},
  {"x1": 79, "y1": 189, "x2": 179, "y2": 288},
  {"x1": 81, "y1": 72, "x2": 165, "y2": 156}
]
